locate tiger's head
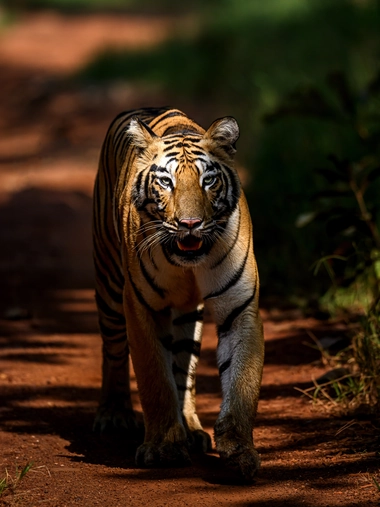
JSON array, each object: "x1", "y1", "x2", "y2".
[{"x1": 129, "y1": 116, "x2": 241, "y2": 266}]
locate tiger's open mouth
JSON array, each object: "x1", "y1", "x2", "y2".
[
  {"x1": 177, "y1": 236, "x2": 203, "y2": 252},
  {"x1": 168, "y1": 233, "x2": 211, "y2": 262}
]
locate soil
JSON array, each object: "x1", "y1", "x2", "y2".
[{"x1": 0, "y1": 11, "x2": 379, "y2": 507}]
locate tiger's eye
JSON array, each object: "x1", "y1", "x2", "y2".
[
  {"x1": 203, "y1": 175, "x2": 216, "y2": 186},
  {"x1": 158, "y1": 176, "x2": 172, "y2": 188}
]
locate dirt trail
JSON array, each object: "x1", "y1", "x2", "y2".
[{"x1": 0, "y1": 11, "x2": 379, "y2": 507}]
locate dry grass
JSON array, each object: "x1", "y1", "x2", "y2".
[{"x1": 0, "y1": 463, "x2": 33, "y2": 505}]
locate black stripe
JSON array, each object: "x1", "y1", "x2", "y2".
[
  {"x1": 150, "y1": 110, "x2": 186, "y2": 129},
  {"x1": 134, "y1": 170, "x2": 144, "y2": 197},
  {"x1": 173, "y1": 309, "x2": 204, "y2": 326},
  {"x1": 127, "y1": 271, "x2": 157, "y2": 313},
  {"x1": 160, "y1": 334, "x2": 173, "y2": 351},
  {"x1": 156, "y1": 163, "x2": 174, "y2": 173},
  {"x1": 163, "y1": 143, "x2": 182, "y2": 152},
  {"x1": 152, "y1": 183, "x2": 168, "y2": 196},
  {"x1": 137, "y1": 107, "x2": 170, "y2": 121},
  {"x1": 103, "y1": 334, "x2": 127, "y2": 344},
  {"x1": 144, "y1": 171, "x2": 150, "y2": 201},
  {"x1": 163, "y1": 124, "x2": 198, "y2": 136},
  {"x1": 149, "y1": 163, "x2": 164, "y2": 173},
  {"x1": 92, "y1": 178, "x2": 101, "y2": 237},
  {"x1": 94, "y1": 180, "x2": 123, "y2": 280},
  {"x1": 172, "y1": 339, "x2": 201, "y2": 357},
  {"x1": 211, "y1": 208, "x2": 241, "y2": 269},
  {"x1": 218, "y1": 359, "x2": 231, "y2": 375},
  {"x1": 220, "y1": 170, "x2": 230, "y2": 207},
  {"x1": 112, "y1": 110, "x2": 133, "y2": 123},
  {"x1": 95, "y1": 267, "x2": 123, "y2": 305},
  {"x1": 163, "y1": 150, "x2": 180, "y2": 158},
  {"x1": 204, "y1": 236, "x2": 250, "y2": 299},
  {"x1": 172, "y1": 363, "x2": 188, "y2": 376},
  {"x1": 101, "y1": 130, "x2": 113, "y2": 190},
  {"x1": 190, "y1": 150, "x2": 206, "y2": 157},
  {"x1": 114, "y1": 117, "x2": 133, "y2": 155},
  {"x1": 183, "y1": 137, "x2": 201, "y2": 143},
  {"x1": 161, "y1": 243, "x2": 182, "y2": 266},
  {"x1": 217, "y1": 290, "x2": 256, "y2": 336},
  {"x1": 222, "y1": 164, "x2": 241, "y2": 210},
  {"x1": 139, "y1": 259, "x2": 166, "y2": 298},
  {"x1": 114, "y1": 124, "x2": 127, "y2": 152},
  {"x1": 104, "y1": 349, "x2": 128, "y2": 361},
  {"x1": 99, "y1": 320, "x2": 126, "y2": 340},
  {"x1": 95, "y1": 292, "x2": 124, "y2": 322},
  {"x1": 176, "y1": 384, "x2": 188, "y2": 392},
  {"x1": 93, "y1": 239, "x2": 124, "y2": 290},
  {"x1": 140, "y1": 235, "x2": 158, "y2": 271},
  {"x1": 103, "y1": 111, "x2": 134, "y2": 144},
  {"x1": 165, "y1": 156, "x2": 180, "y2": 165}
]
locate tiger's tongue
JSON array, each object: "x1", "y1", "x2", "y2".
[{"x1": 177, "y1": 236, "x2": 203, "y2": 251}]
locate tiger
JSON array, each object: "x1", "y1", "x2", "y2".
[{"x1": 93, "y1": 107, "x2": 264, "y2": 482}]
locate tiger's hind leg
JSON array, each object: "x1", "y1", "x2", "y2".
[
  {"x1": 93, "y1": 290, "x2": 139, "y2": 435},
  {"x1": 172, "y1": 305, "x2": 212, "y2": 453}
]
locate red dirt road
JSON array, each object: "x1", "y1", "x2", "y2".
[{"x1": 0, "y1": 11, "x2": 379, "y2": 507}]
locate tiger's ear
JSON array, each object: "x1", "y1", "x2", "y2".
[
  {"x1": 128, "y1": 117, "x2": 158, "y2": 149},
  {"x1": 204, "y1": 116, "x2": 239, "y2": 156}
]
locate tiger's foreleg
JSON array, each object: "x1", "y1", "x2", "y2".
[
  {"x1": 211, "y1": 286, "x2": 264, "y2": 482},
  {"x1": 124, "y1": 298, "x2": 191, "y2": 467},
  {"x1": 171, "y1": 306, "x2": 212, "y2": 453}
]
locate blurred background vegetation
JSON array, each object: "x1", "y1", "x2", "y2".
[{"x1": 3, "y1": 0, "x2": 380, "y2": 305}]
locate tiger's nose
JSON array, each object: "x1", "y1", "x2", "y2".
[{"x1": 179, "y1": 218, "x2": 202, "y2": 230}]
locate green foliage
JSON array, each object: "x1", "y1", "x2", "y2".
[
  {"x1": 352, "y1": 302, "x2": 380, "y2": 407},
  {"x1": 293, "y1": 71, "x2": 380, "y2": 311},
  {"x1": 287, "y1": 70, "x2": 380, "y2": 412},
  {"x1": 306, "y1": 305, "x2": 380, "y2": 412}
]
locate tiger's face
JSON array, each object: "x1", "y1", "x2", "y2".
[{"x1": 129, "y1": 117, "x2": 241, "y2": 266}]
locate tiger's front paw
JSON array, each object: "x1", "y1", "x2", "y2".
[
  {"x1": 135, "y1": 441, "x2": 191, "y2": 468},
  {"x1": 219, "y1": 446, "x2": 260, "y2": 483},
  {"x1": 215, "y1": 422, "x2": 260, "y2": 483},
  {"x1": 93, "y1": 404, "x2": 140, "y2": 435},
  {"x1": 189, "y1": 429, "x2": 213, "y2": 453}
]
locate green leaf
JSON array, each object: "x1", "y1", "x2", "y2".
[
  {"x1": 18, "y1": 462, "x2": 33, "y2": 481},
  {"x1": 372, "y1": 475, "x2": 380, "y2": 493},
  {"x1": 0, "y1": 477, "x2": 8, "y2": 495}
]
